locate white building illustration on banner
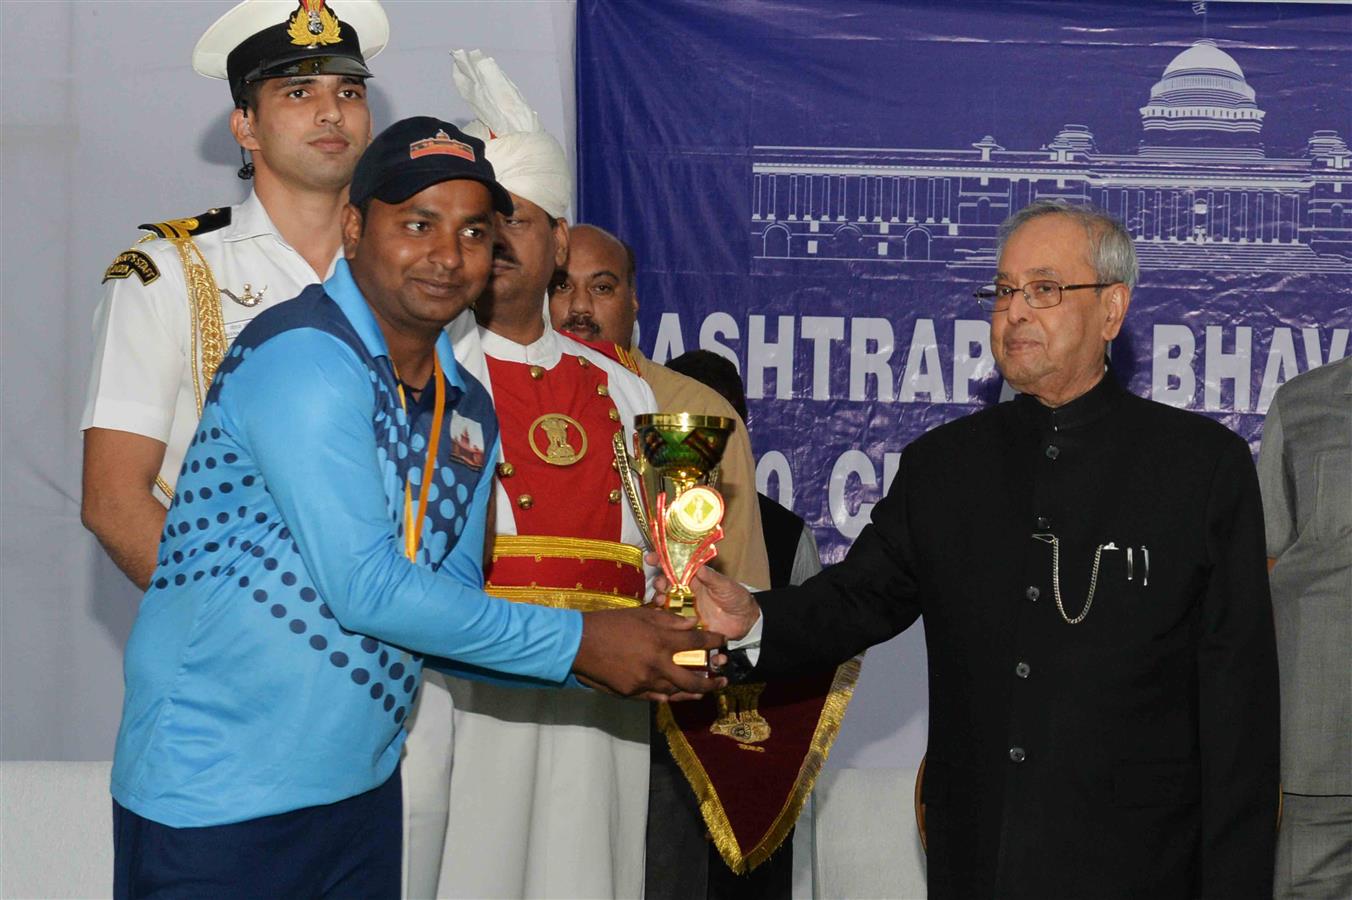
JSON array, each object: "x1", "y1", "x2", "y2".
[{"x1": 751, "y1": 40, "x2": 1352, "y2": 273}]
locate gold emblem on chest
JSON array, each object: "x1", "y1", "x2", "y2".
[
  {"x1": 219, "y1": 283, "x2": 267, "y2": 307},
  {"x1": 528, "y1": 413, "x2": 588, "y2": 466}
]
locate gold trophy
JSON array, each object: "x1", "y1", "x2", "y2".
[{"x1": 614, "y1": 413, "x2": 735, "y2": 667}]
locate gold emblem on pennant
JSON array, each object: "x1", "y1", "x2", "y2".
[
  {"x1": 710, "y1": 684, "x2": 771, "y2": 744},
  {"x1": 287, "y1": 0, "x2": 342, "y2": 46},
  {"x1": 528, "y1": 413, "x2": 588, "y2": 466}
]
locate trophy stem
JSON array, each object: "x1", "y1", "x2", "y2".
[
  {"x1": 666, "y1": 585, "x2": 696, "y2": 616},
  {"x1": 667, "y1": 586, "x2": 707, "y2": 667}
]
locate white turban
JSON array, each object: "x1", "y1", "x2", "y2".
[{"x1": 452, "y1": 49, "x2": 571, "y2": 220}]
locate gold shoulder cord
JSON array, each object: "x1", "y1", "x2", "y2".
[{"x1": 146, "y1": 219, "x2": 227, "y2": 501}]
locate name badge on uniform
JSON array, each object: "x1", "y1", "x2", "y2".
[{"x1": 224, "y1": 317, "x2": 258, "y2": 345}]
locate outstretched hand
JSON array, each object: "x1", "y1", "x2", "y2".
[
  {"x1": 573, "y1": 606, "x2": 727, "y2": 700},
  {"x1": 646, "y1": 554, "x2": 762, "y2": 642}
]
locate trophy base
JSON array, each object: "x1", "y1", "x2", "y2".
[{"x1": 672, "y1": 648, "x2": 711, "y2": 668}]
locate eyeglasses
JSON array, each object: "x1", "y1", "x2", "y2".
[{"x1": 973, "y1": 280, "x2": 1116, "y2": 312}]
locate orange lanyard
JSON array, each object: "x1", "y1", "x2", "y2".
[{"x1": 393, "y1": 354, "x2": 446, "y2": 562}]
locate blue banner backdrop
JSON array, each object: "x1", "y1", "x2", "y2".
[{"x1": 576, "y1": 0, "x2": 1352, "y2": 563}]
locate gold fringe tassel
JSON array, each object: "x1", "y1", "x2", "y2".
[{"x1": 657, "y1": 655, "x2": 864, "y2": 873}]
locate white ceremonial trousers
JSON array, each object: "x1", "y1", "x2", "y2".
[{"x1": 402, "y1": 322, "x2": 657, "y2": 900}]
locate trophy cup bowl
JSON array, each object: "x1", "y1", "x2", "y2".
[{"x1": 615, "y1": 413, "x2": 735, "y2": 667}]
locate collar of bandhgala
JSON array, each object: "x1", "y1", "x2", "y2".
[{"x1": 1014, "y1": 369, "x2": 1123, "y2": 432}]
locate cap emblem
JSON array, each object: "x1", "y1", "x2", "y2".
[
  {"x1": 409, "y1": 130, "x2": 477, "y2": 162},
  {"x1": 287, "y1": 0, "x2": 342, "y2": 47}
]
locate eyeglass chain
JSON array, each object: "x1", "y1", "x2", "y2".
[{"x1": 1030, "y1": 533, "x2": 1105, "y2": 625}]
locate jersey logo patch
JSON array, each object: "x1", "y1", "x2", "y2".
[
  {"x1": 449, "y1": 412, "x2": 486, "y2": 470},
  {"x1": 102, "y1": 249, "x2": 160, "y2": 285}
]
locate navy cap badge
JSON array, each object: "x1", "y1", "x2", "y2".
[{"x1": 287, "y1": 0, "x2": 342, "y2": 47}]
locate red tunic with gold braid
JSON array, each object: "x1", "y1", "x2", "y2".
[{"x1": 484, "y1": 353, "x2": 644, "y2": 610}]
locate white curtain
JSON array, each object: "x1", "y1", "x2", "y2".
[
  {"x1": 0, "y1": 0, "x2": 927, "y2": 773},
  {"x1": 0, "y1": 0, "x2": 579, "y2": 762}
]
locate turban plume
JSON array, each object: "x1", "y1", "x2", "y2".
[{"x1": 452, "y1": 49, "x2": 571, "y2": 220}]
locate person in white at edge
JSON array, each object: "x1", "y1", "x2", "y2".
[
  {"x1": 81, "y1": 0, "x2": 388, "y2": 589},
  {"x1": 399, "y1": 50, "x2": 661, "y2": 899}
]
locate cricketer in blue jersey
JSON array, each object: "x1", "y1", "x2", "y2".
[{"x1": 109, "y1": 116, "x2": 722, "y2": 899}]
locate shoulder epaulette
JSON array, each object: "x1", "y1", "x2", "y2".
[
  {"x1": 613, "y1": 344, "x2": 643, "y2": 376},
  {"x1": 138, "y1": 206, "x2": 232, "y2": 241},
  {"x1": 557, "y1": 331, "x2": 644, "y2": 376}
]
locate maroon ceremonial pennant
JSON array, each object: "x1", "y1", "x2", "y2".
[{"x1": 657, "y1": 659, "x2": 862, "y2": 872}]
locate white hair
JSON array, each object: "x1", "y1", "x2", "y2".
[{"x1": 997, "y1": 199, "x2": 1138, "y2": 289}]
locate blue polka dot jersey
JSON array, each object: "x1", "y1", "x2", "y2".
[{"x1": 111, "y1": 260, "x2": 582, "y2": 828}]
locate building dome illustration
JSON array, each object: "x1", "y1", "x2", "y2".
[
  {"x1": 1161, "y1": 40, "x2": 1247, "y2": 80},
  {"x1": 1140, "y1": 39, "x2": 1265, "y2": 145},
  {"x1": 1307, "y1": 130, "x2": 1351, "y2": 162},
  {"x1": 749, "y1": 33, "x2": 1352, "y2": 273},
  {"x1": 1046, "y1": 124, "x2": 1097, "y2": 157}
]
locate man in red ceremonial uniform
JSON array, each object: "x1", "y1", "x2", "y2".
[
  {"x1": 553, "y1": 225, "x2": 861, "y2": 898},
  {"x1": 550, "y1": 224, "x2": 772, "y2": 592},
  {"x1": 399, "y1": 51, "x2": 662, "y2": 899}
]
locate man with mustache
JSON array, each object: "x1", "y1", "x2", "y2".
[
  {"x1": 81, "y1": 0, "x2": 386, "y2": 589},
  {"x1": 685, "y1": 200, "x2": 1280, "y2": 898},
  {"x1": 398, "y1": 52, "x2": 675, "y2": 899},
  {"x1": 552, "y1": 224, "x2": 801, "y2": 899},
  {"x1": 550, "y1": 225, "x2": 771, "y2": 622}
]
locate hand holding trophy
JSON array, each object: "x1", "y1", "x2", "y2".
[{"x1": 614, "y1": 413, "x2": 735, "y2": 667}]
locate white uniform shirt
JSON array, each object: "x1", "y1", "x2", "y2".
[{"x1": 81, "y1": 192, "x2": 339, "y2": 505}]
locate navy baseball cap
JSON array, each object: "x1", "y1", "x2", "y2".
[{"x1": 349, "y1": 117, "x2": 513, "y2": 214}]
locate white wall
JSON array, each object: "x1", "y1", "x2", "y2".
[
  {"x1": 0, "y1": 0, "x2": 578, "y2": 761},
  {"x1": 0, "y1": 0, "x2": 926, "y2": 773}
]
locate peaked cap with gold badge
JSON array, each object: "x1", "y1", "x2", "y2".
[{"x1": 192, "y1": 0, "x2": 390, "y2": 105}]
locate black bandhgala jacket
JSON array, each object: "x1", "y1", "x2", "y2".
[{"x1": 752, "y1": 374, "x2": 1279, "y2": 899}]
